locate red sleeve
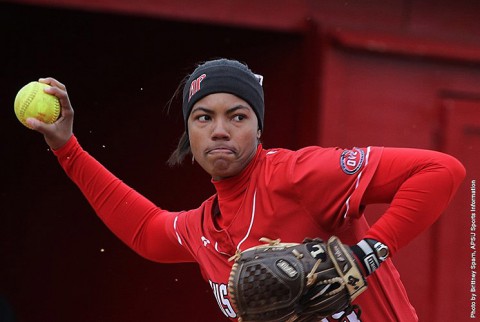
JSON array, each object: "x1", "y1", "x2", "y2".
[
  {"x1": 53, "y1": 135, "x2": 194, "y2": 263},
  {"x1": 289, "y1": 146, "x2": 382, "y2": 232},
  {"x1": 362, "y1": 148, "x2": 466, "y2": 254}
]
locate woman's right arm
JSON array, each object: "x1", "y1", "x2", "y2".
[{"x1": 29, "y1": 78, "x2": 194, "y2": 263}]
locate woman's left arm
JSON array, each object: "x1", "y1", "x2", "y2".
[{"x1": 361, "y1": 148, "x2": 466, "y2": 255}]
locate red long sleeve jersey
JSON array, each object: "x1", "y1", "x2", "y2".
[{"x1": 54, "y1": 136, "x2": 465, "y2": 321}]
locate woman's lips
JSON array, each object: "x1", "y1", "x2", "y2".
[{"x1": 208, "y1": 148, "x2": 234, "y2": 154}]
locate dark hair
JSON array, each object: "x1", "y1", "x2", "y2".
[
  {"x1": 167, "y1": 131, "x2": 191, "y2": 167},
  {"x1": 166, "y1": 73, "x2": 191, "y2": 167}
]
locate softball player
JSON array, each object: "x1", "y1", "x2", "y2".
[{"x1": 28, "y1": 59, "x2": 465, "y2": 321}]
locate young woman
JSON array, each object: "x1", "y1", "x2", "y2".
[{"x1": 28, "y1": 59, "x2": 465, "y2": 321}]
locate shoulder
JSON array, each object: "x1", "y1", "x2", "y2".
[
  {"x1": 178, "y1": 195, "x2": 216, "y2": 220},
  {"x1": 172, "y1": 195, "x2": 216, "y2": 249},
  {"x1": 261, "y1": 145, "x2": 383, "y2": 173},
  {"x1": 258, "y1": 146, "x2": 342, "y2": 186},
  {"x1": 175, "y1": 194, "x2": 224, "y2": 236},
  {"x1": 262, "y1": 145, "x2": 344, "y2": 168},
  {"x1": 262, "y1": 146, "x2": 332, "y2": 163},
  {"x1": 262, "y1": 145, "x2": 384, "y2": 181}
]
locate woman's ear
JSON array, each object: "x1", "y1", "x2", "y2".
[{"x1": 257, "y1": 129, "x2": 262, "y2": 139}]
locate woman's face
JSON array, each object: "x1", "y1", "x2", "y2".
[{"x1": 188, "y1": 93, "x2": 260, "y2": 180}]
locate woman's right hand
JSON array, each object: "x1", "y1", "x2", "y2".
[{"x1": 27, "y1": 77, "x2": 74, "y2": 150}]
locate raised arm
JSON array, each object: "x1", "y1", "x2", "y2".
[{"x1": 28, "y1": 78, "x2": 193, "y2": 263}]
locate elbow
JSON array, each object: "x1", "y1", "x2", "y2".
[
  {"x1": 433, "y1": 153, "x2": 466, "y2": 199},
  {"x1": 444, "y1": 154, "x2": 466, "y2": 190}
]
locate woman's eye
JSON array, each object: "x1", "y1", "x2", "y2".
[
  {"x1": 198, "y1": 115, "x2": 210, "y2": 122},
  {"x1": 233, "y1": 115, "x2": 246, "y2": 122}
]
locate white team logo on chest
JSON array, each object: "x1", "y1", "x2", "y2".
[{"x1": 201, "y1": 236, "x2": 211, "y2": 247}]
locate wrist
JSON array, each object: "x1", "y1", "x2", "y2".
[{"x1": 350, "y1": 239, "x2": 389, "y2": 276}]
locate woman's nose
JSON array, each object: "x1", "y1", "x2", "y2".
[{"x1": 211, "y1": 119, "x2": 230, "y2": 140}]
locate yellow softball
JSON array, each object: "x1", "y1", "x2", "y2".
[{"x1": 14, "y1": 81, "x2": 60, "y2": 129}]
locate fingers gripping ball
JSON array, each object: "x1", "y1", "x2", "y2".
[
  {"x1": 228, "y1": 237, "x2": 367, "y2": 322},
  {"x1": 14, "y1": 81, "x2": 60, "y2": 129}
]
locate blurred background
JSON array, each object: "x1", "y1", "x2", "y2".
[{"x1": 0, "y1": 0, "x2": 479, "y2": 321}]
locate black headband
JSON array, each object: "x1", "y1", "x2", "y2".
[{"x1": 182, "y1": 59, "x2": 264, "y2": 131}]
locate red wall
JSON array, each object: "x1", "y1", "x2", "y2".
[
  {"x1": 1, "y1": 1, "x2": 479, "y2": 321},
  {"x1": 319, "y1": 42, "x2": 480, "y2": 321}
]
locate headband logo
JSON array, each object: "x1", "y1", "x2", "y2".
[
  {"x1": 254, "y1": 73, "x2": 264, "y2": 86},
  {"x1": 188, "y1": 73, "x2": 206, "y2": 102}
]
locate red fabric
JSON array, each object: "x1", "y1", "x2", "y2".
[
  {"x1": 53, "y1": 135, "x2": 193, "y2": 263},
  {"x1": 362, "y1": 148, "x2": 466, "y2": 254},
  {"x1": 54, "y1": 135, "x2": 465, "y2": 321}
]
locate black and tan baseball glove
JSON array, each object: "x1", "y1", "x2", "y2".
[{"x1": 227, "y1": 236, "x2": 367, "y2": 322}]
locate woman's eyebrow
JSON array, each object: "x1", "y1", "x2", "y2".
[
  {"x1": 190, "y1": 106, "x2": 213, "y2": 114},
  {"x1": 226, "y1": 105, "x2": 251, "y2": 114}
]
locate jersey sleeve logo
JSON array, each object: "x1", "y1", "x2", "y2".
[{"x1": 340, "y1": 148, "x2": 365, "y2": 175}]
